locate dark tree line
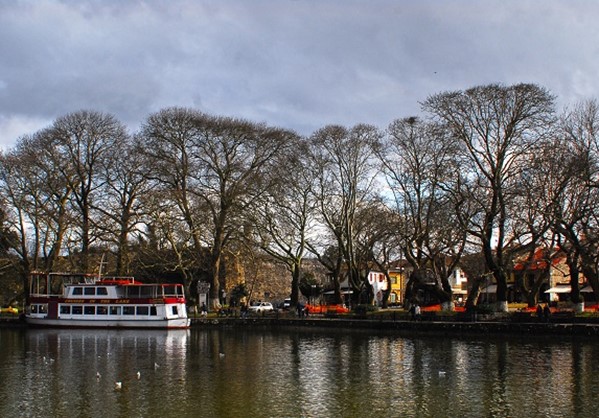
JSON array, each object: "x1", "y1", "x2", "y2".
[{"x1": 2, "y1": 83, "x2": 599, "y2": 312}]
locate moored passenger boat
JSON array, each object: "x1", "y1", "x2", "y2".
[{"x1": 26, "y1": 272, "x2": 190, "y2": 329}]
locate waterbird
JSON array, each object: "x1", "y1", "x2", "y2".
[
  {"x1": 96, "y1": 372, "x2": 101, "y2": 380},
  {"x1": 114, "y1": 381, "x2": 122, "y2": 390},
  {"x1": 219, "y1": 352, "x2": 225, "y2": 359},
  {"x1": 438, "y1": 371, "x2": 446, "y2": 377},
  {"x1": 136, "y1": 371, "x2": 141, "y2": 380},
  {"x1": 154, "y1": 362, "x2": 160, "y2": 370}
]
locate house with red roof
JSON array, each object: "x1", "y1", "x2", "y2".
[{"x1": 510, "y1": 247, "x2": 591, "y2": 303}]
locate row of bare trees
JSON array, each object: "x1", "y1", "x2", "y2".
[{"x1": 2, "y1": 83, "x2": 599, "y2": 311}]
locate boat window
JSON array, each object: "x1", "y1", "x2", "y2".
[
  {"x1": 140, "y1": 286, "x2": 154, "y2": 297},
  {"x1": 39, "y1": 304, "x2": 47, "y2": 313},
  {"x1": 136, "y1": 306, "x2": 149, "y2": 316},
  {"x1": 31, "y1": 305, "x2": 38, "y2": 313},
  {"x1": 127, "y1": 287, "x2": 141, "y2": 298},
  {"x1": 73, "y1": 287, "x2": 83, "y2": 295},
  {"x1": 123, "y1": 306, "x2": 135, "y2": 315},
  {"x1": 172, "y1": 306, "x2": 178, "y2": 315},
  {"x1": 109, "y1": 306, "x2": 121, "y2": 315},
  {"x1": 97, "y1": 287, "x2": 108, "y2": 296},
  {"x1": 97, "y1": 306, "x2": 108, "y2": 315},
  {"x1": 60, "y1": 305, "x2": 71, "y2": 314},
  {"x1": 150, "y1": 306, "x2": 157, "y2": 316},
  {"x1": 84, "y1": 288, "x2": 95, "y2": 296},
  {"x1": 84, "y1": 306, "x2": 95, "y2": 315},
  {"x1": 164, "y1": 286, "x2": 176, "y2": 296},
  {"x1": 72, "y1": 306, "x2": 83, "y2": 315}
]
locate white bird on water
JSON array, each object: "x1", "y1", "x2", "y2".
[
  {"x1": 154, "y1": 362, "x2": 160, "y2": 370},
  {"x1": 219, "y1": 352, "x2": 225, "y2": 359},
  {"x1": 96, "y1": 372, "x2": 101, "y2": 380},
  {"x1": 114, "y1": 381, "x2": 122, "y2": 390},
  {"x1": 136, "y1": 371, "x2": 141, "y2": 380}
]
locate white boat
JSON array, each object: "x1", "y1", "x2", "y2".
[{"x1": 26, "y1": 272, "x2": 190, "y2": 329}]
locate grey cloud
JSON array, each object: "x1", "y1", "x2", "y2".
[{"x1": 1, "y1": 0, "x2": 599, "y2": 149}]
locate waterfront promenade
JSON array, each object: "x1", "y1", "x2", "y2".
[{"x1": 186, "y1": 314, "x2": 599, "y2": 338}]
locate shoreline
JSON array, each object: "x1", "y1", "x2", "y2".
[{"x1": 4, "y1": 315, "x2": 599, "y2": 337}]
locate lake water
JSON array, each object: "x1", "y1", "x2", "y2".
[{"x1": 0, "y1": 326, "x2": 597, "y2": 417}]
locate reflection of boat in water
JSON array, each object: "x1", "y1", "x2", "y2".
[
  {"x1": 26, "y1": 272, "x2": 190, "y2": 329},
  {"x1": 26, "y1": 328, "x2": 190, "y2": 387}
]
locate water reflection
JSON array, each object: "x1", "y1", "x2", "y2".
[{"x1": 1, "y1": 328, "x2": 599, "y2": 417}]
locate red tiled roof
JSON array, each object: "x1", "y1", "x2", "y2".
[{"x1": 513, "y1": 248, "x2": 564, "y2": 271}]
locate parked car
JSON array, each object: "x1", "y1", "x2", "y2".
[{"x1": 248, "y1": 302, "x2": 274, "y2": 314}]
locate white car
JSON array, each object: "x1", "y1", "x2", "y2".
[{"x1": 248, "y1": 302, "x2": 274, "y2": 314}]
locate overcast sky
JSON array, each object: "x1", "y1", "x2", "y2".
[{"x1": 1, "y1": 0, "x2": 598, "y2": 150}]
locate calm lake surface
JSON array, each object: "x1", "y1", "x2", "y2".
[{"x1": 0, "y1": 326, "x2": 598, "y2": 417}]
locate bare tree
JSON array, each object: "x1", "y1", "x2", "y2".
[
  {"x1": 353, "y1": 198, "x2": 401, "y2": 307},
  {"x1": 93, "y1": 135, "x2": 150, "y2": 275},
  {"x1": 141, "y1": 108, "x2": 295, "y2": 308},
  {"x1": 549, "y1": 100, "x2": 599, "y2": 304},
  {"x1": 0, "y1": 130, "x2": 77, "y2": 295},
  {"x1": 0, "y1": 149, "x2": 36, "y2": 296},
  {"x1": 48, "y1": 111, "x2": 129, "y2": 271},
  {"x1": 139, "y1": 107, "x2": 206, "y2": 290},
  {"x1": 377, "y1": 117, "x2": 466, "y2": 310},
  {"x1": 250, "y1": 136, "x2": 317, "y2": 308},
  {"x1": 423, "y1": 83, "x2": 556, "y2": 311},
  {"x1": 308, "y1": 124, "x2": 382, "y2": 304},
  {"x1": 190, "y1": 115, "x2": 295, "y2": 308}
]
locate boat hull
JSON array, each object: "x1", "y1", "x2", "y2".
[{"x1": 26, "y1": 317, "x2": 190, "y2": 329}]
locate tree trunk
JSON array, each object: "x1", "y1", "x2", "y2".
[
  {"x1": 290, "y1": 263, "x2": 301, "y2": 307},
  {"x1": 209, "y1": 248, "x2": 222, "y2": 310},
  {"x1": 465, "y1": 276, "x2": 484, "y2": 311},
  {"x1": 115, "y1": 210, "x2": 130, "y2": 275}
]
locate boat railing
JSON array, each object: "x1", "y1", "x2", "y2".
[
  {"x1": 29, "y1": 272, "x2": 185, "y2": 299},
  {"x1": 96, "y1": 276, "x2": 137, "y2": 285}
]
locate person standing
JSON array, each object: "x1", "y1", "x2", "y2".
[{"x1": 543, "y1": 304, "x2": 551, "y2": 322}]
